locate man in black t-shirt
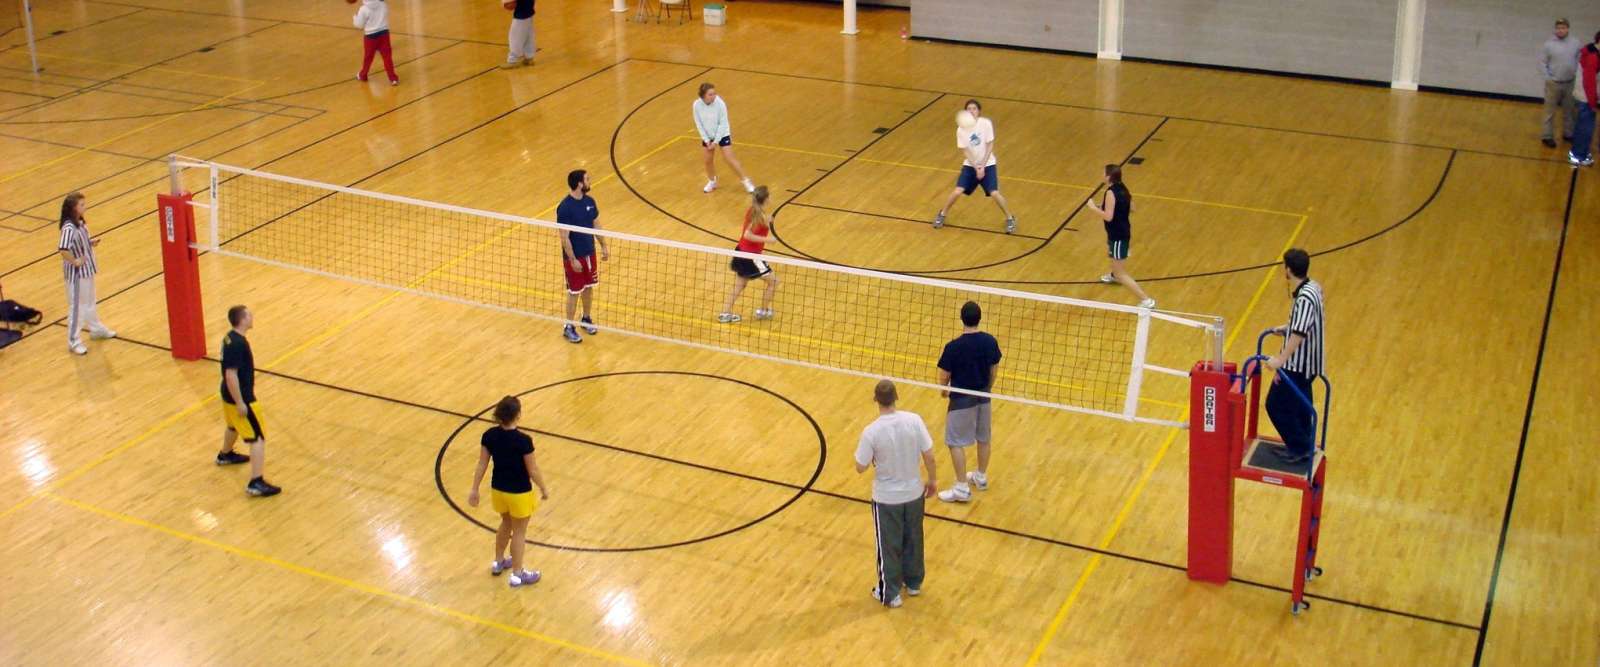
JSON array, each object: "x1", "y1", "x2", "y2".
[
  {"x1": 557, "y1": 169, "x2": 609, "y2": 344},
  {"x1": 217, "y1": 305, "x2": 280, "y2": 497},
  {"x1": 935, "y1": 301, "x2": 1002, "y2": 503}
]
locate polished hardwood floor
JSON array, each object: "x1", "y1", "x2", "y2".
[{"x1": 0, "y1": 1, "x2": 1593, "y2": 665}]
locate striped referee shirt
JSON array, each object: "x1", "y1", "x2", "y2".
[
  {"x1": 58, "y1": 220, "x2": 96, "y2": 280},
  {"x1": 1284, "y1": 279, "x2": 1324, "y2": 377}
]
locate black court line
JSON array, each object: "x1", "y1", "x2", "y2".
[
  {"x1": 253, "y1": 40, "x2": 468, "y2": 103},
  {"x1": 788, "y1": 201, "x2": 1052, "y2": 240},
  {"x1": 1470, "y1": 168, "x2": 1579, "y2": 665},
  {"x1": 0, "y1": 130, "x2": 157, "y2": 162},
  {"x1": 73, "y1": 324, "x2": 1477, "y2": 631},
  {"x1": 222, "y1": 61, "x2": 622, "y2": 250},
  {"x1": 768, "y1": 92, "x2": 946, "y2": 256},
  {"x1": 627, "y1": 56, "x2": 1567, "y2": 166},
  {"x1": 0, "y1": 20, "x2": 287, "y2": 123},
  {"x1": 0, "y1": 78, "x2": 310, "y2": 121},
  {"x1": 0, "y1": 64, "x2": 323, "y2": 113},
  {"x1": 86, "y1": 0, "x2": 509, "y2": 48},
  {"x1": 0, "y1": 6, "x2": 146, "y2": 57}
]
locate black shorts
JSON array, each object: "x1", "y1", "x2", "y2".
[
  {"x1": 956, "y1": 165, "x2": 999, "y2": 196},
  {"x1": 730, "y1": 255, "x2": 773, "y2": 279},
  {"x1": 705, "y1": 135, "x2": 732, "y2": 147}
]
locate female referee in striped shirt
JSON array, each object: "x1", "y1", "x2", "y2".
[
  {"x1": 56, "y1": 192, "x2": 115, "y2": 355},
  {"x1": 1264, "y1": 248, "x2": 1324, "y2": 463}
]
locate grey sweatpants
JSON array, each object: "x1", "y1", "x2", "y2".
[{"x1": 873, "y1": 497, "x2": 925, "y2": 603}]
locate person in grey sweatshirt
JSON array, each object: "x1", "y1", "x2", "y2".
[{"x1": 1540, "y1": 18, "x2": 1581, "y2": 147}]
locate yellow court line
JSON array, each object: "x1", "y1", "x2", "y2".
[
  {"x1": 1024, "y1": 213, "x2": 1311, "y2": 665},
  {"x1": 34, "y1": 52, "x2": 268, "y2": 83},
  {"x1": 45, "y1": 493, "x2": 651, "y2": 666},
  {"x1": 0, "y1": 79, "x2": 269, "y2": 184}
]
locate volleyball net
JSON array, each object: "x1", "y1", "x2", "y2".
[{"x1": 165, "y1": 156, "x2": 1222, "y2": 426}]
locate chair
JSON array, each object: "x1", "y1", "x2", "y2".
[{"x1": 658, "y1": 0, "x2": 692, "y2": 24}]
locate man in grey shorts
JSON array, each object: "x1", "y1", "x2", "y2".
[
  {"x1": 854, "y1": 380, "x2": 937, "y2": 608},
  {"x1": 935, "y1": 301, "x2": 1002, "y2": 503}
]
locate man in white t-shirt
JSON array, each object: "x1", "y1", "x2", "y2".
[
  {"x1": 854, "y1": 379, "x2": 938, "y2": 609},
  {"x1": 934, "y1": 99, "x2": 1018, "y2": 234}
]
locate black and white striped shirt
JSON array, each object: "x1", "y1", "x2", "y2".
[
  {"x1": 1284, "y1": 279, "x2": 1324, "y2": 377},
  {"x1": 58, "y1": 220, "x2": 96, "y2": 279}
]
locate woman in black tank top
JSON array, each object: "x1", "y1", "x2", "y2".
[{"x1": 1085, "y1": 164, "x2": 1156, "y2": 309}]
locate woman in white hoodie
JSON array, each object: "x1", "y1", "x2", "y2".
[
  {"x1": 353, "y1": 0, "x2": 398, "y2": 85},
  {"x1": 692, "y1": 82, "x2": 755, "y2": 194}
]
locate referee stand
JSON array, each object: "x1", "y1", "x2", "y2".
[{"x1": 1187, "y1": 330, "x2": 1331, "y2": 615}]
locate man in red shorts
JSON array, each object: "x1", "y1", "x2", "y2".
[{"x1": 557, "y1": 169, "x2": 608, "y2": 344}]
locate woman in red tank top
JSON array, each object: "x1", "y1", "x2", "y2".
[{"x1": 719, "y1": 186, "x2": 780, "y2": 323}]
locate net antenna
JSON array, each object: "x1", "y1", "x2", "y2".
[
  {"x1": 3, "y1": 0, "x2": 41, "y2": 73},
  {"x1": 166, "y1": 156, "x2": 1224, "y2": 428}
]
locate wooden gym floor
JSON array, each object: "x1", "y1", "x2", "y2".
[{"x1": 0, "y1": 1, "x2": 1594, "y2": 665}]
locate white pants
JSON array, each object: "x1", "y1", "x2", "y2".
[
  {"x1": 508, "y1": 17, "x2": 535, "y2": 62},
  {"x1": 65, "y1": 272, "x2": 110, "y2": 348}
]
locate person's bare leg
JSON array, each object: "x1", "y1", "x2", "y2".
[
  {"x1": 580, "y1": 288, "x2": 593, "y2": 320},
  {"x1": 219, "y1": 428, "x2": 238, "y2": 456},
  {"x1": 509, "y1": 516, "x2": 530, "y2": 571},
  {"x1": 948, "y1": 446, "x2": 967, "y2": 484},
  {"x1": 248, "y1": 438, "x2": 265, "y2": 479},
  {"x1": 975, "y1": 441, "x2": 991, "y2": 475},
  {"x1": 938, "y1": 188, "x2": 964, "y2": 217},
  {"x1": 1111, "y1": 258, "x2": 1150, "y2": 301},
  {"x1": 565, "y1": 291, "x2": 578, "y2": 324},
  {"x1": 722, "y1": 278, "x2": 749, "y2": 314},
  {"x1": 990, "y1": 191, "x2": 1015, "y2": 219},
  {"x1": 703, "y1": 146, "x2": 717, "y2": 181},
  {"x1": 759, "y1": 274, "x2": 778, "y2": 311},
  {"x1": 719, "y1": 146, "x2": 751, "y2": 182},
  {"x1": 495, "y1": 513, "x2": 512, "y2": 562}
]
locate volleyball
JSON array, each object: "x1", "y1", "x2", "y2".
[{"x1": 956, "y1": 110, "x2": 977, "y2": 129}]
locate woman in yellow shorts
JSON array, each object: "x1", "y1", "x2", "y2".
[{"x1": 468, "y1": 396, "x2": 549, "y2": 588}]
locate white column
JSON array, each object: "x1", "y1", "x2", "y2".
[
  {"x1": 842, "y1": 0, "x2": 858, "y2": 36},
  {"x1": 1391, "y1": 0, "x2": 1425, "y2": 90},
  {"x1": 23, "y1": 0, "x2": 40, "y2": 73},
  {"x1": 612, "y1": 0, "x2": 626, "y2": 13},
  {"x1": 1097, "y1": 0, "x2": 1123, "y2": 60}
]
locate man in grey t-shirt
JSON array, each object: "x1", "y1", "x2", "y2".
[
  {"x1": 1541, "y1": 18, "x2": 1582, "y2": 147},
  {"x1": 854, "y1": 380, "x2": 937, "y2": 609}
]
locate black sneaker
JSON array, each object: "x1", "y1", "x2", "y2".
[
  {"x1": 580, "y1": 316, "x2": 598, "y2": 336},
  {"x1": 1543, "y1": 137, "x2": 1558, "y2": 148},
  {"x1": 246, "y1": 478, "x2": 281, "y2": 497},
  {"x1": 216, "y1": 451, "x2": 250, "y2": 466}
]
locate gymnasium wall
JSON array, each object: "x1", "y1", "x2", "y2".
[
  {"x1": 909, "y1": 0, "x2": 1099, "y2": 55},
  {"x1": 1420, "y1": 2, "x2": 1600, "y2": 97},
  {"x1": 1120, "y1": 0, "x2": 1399, "y2": 82}
]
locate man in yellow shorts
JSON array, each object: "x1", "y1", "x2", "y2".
[{"x1": 217, "y1": 305, "x2": 280, "y2": 497}]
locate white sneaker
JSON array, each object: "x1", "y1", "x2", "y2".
[
  {"x1": 69, "y1": 343, "x2": 88, "y2": 355},
  {"x1": 703, "y1": 178, "x2": 717, "y2": 193},
  {"x1": 754, "y1": 308, "x2": 773, "y2": 320},
  {"x1": 1004, "y1": 217, "x2": 1017, "y2": 234},
  {"x1": 905, "y1": 585, "x2": 921, "y2": 597},
  {"x1": 90, "y1": 329, "x2": 116, "y2": 340},
  {"x1": 1098, "y1": 273, "x2": 1117, "y2": 284},
  {"x1": 509, "y1": 569, "x2": 541, "y2": 587},
  {"x1": 968, "y1": 471, "x2": 988, "y2": 491},
  {"x1": 871, "y1": 587, "x2": 903, "y2": 608},
  {"x1": 490, "y1": 558, "x2": 512, "y2": 576},
  {"x1": 742, "y1": 178, "x2": 756, "y2": 193},
  {"x1": 1139, "y1": 297, "x2": 1156, "y2": 310},
  {"x1": 937, "y1": 484, "x2": 971, "y2": 503},
  {"x1": 717, "y1": 312, "x2": 741, "y2": 323}
]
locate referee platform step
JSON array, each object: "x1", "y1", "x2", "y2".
[{"x1": 1236, "y1": 435, "x2": 1323, "y2": 490}]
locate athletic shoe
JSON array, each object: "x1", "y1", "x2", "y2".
[
  {"x1": 1569, "y1": 152, "x2": 1590, "y2": 166},
  {"x1": 1273, "y1": 448, "x2": 1312, "y2": 465},
  {"x1": 905, "y1": 584, "x2": 921, "y2": 597},
  {"x1": 356, "y1": 73, "x2": 368, "y2": 82},
  {"x1": 1098, "y1": 273, "x2": 1117, "y2": 284},
  {"x1": 522, "y1": 58, "x2": 533, "y2": 67},
  {"x1": 871, "y1": 587, "x2": 903, "y2": 608},
  {"x1": 753, "y1": 308, "x2": 773, "y2": 320},
  {"x1": 703, "y1": 178, "x2": 717, "y2": 193},
  {"x1": 90, "y1": 329, "x2": 116, "y2": 340},
  {"x1": 1543, "y1": 138, "x2": 1558, "y2": 148},
  {"x1": 389, "y1": 78, "x2": 399, "y2": 86},
  {"x1": 717, "y1": 312, "x2": 741, "y2": 323},
  {"x1": 1585, "y1": 157, "x2": 1598, "y2": 167},
  {"x1": 968, "y1": 471, "x2": 988, "y2": 491},
  {"x1": 500, "y1": 59, "x2": 522, "y2": 69},
  {"x1": 215, "y1": 451, "x2": 250, "y2": 466},
  {"x1": 580, "y1": 316, "x2": 599, "y2": 335},
  {"x1": 742, "y1": 178, "x2": 756, "y2": 193},
  {"x1": 246, "y1": 478, "x2": 281, "y2": 497},
  {"x1": 1005, "y1": 217, "x2": 1017, "y2": 234},
  {"x1": 937, "y1": 484, "x2": 971, "y2": 503},
  {"x1": 1139, "y1": 297, "x2": 1157, "y2": 310},
  {"x1": 69, "y1": 343, "x2": 87, "y2": 355},
  {"x1": 490, "y1": 558, "x2": 513, "y2": 576},
  {"x1": 562, "y1": 324, "x2": 582, "y2": 343},
  {"x1": 509, "y1": 569, "x2": 542, "y2": 587},
  {"x1": 932, "y1": 212, "x2": 945, "y2": 229}
]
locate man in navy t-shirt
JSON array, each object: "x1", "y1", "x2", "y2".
[
  {"x1": 935, "y1": 301, "x2": 1002, "y2": 503},
  {"x1": 556, "y1": 169, "x2": 608, "y2": 344}
]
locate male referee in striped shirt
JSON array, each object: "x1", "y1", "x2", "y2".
[{"x1": 1264, "y1": 248, "x2": 1324, "y2": 464}]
